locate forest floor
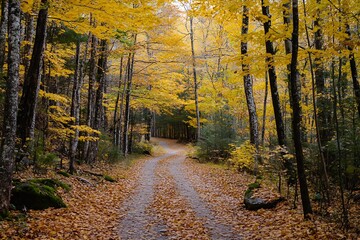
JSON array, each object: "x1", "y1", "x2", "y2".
[{"x1": 0, "y1": 138, "x2": 358, "y2": 239}]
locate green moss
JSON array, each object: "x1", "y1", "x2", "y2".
[
  {"x1": 11, "y1": 181, "x2": 67, "y2": 210},
  {"x1": 57, "y1": 171, "x2": 70, "y2": 177},
  {"x1": 245, "y1": 182, "x2": 261, "y2": 197},
  {"x1": 103, "y1": 175, "x2": 116, "y2": 182},
  {"x1": 29, "y1": 178, "x2": 71, "y2": 191}
]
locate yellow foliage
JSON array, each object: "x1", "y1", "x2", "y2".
[
  {"x1": 228, "y1": 141, "x2": 256, "y2": 172},
  {"x1": 39, "y1": 90, "x2": 70, "y2": 106}
]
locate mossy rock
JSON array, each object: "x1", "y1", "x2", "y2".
[
  {"x1": 103, "y1": 175, "x2": 116, "y2": 182},
  {"x1": 244, "y1": 182, "x2": 284, "y2": 211},
  {"x1": 11, "y1": 181, "x2": 66, "y2": 210},
  {"x1": 29, "y1": 178, "x2": 71, "y2": 191}
]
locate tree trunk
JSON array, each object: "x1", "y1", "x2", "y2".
[
  {"x1": 283, "y1": 1, "x2": 292, "y2": 103},
  {"x1": 87, "y1": 39, "x2": 108, "y2": 163},
  {"x1": 0, "y1": 0, "x2": 20, "y2": 214},
  {"x1": 190, "y1": 16, "x2": 200, "y2": 141},
  {"x1": 17, "y1": 0, "x2": 48, "y2": 147},
  {"x1": 346, "y1": 24, "x2": 360, "y2": 118},
  {"x1": 261, "y1": 1, "x2": 286, "y2": 147},
  {"x1": 83, "y1": 34, "x2": 98, "y2": 162},
  {"x1": 302, "y1": 0, "x2": 330, "y2": 200},
  {"x1": 69, "y1": 41, "x2": 81, "y2": 174},
  {"x1": 123, "y1": 47, "x2": 136, "y2": 156},
  {"x1": 261, "y1": 71, "x2": 268, "y2": 146},
  {"x1": 22, "y1": 12, "x2": 34, "y2": 77},
  {"x1": 312, "y1": 0, "x2": 333, "y2": 153},
  {"x1": 290, "y1": 0, "x2": 312, "y2": 218},
  {"x1": 0, "y1": 0, "x2": 8, "y2": 73},
  {"x1": 113, "y1": 56, "x2": 124, "y2": 146},
  {"x1": 241, "y1": 5, "x2": 259, "y2": 148}
]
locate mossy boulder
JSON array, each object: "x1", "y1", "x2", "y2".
[
  {"x1": 244, "y1": 182, "x2": 284, "y2": 211},
  {"x1": 11, "y1": 180, "x2": 67, "y2": 210},
  {"x1": 29, "y1": 178, "x2": 71, "y2": 191}
]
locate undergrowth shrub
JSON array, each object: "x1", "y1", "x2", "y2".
[
  {"x1": 132, "y1": 141, "x2": 153, "y2": 155},
  {"x1": 228, "y1": 140, "x2": 256, "y2": 172},
  {"x1": 196, "y1": 110, "x2": 237, "y2": 162}
]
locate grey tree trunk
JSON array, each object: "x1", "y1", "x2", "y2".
[
  {"x1": 0, "y1": 0, "x2": 8, "y2": 73},
  {"x1": 241, "y1": 5, "x2": 259, "y2": 147},
  {"x1": 290, "y1": 0, "x2": 312, "y2": 218},
  {"x1": 83, "y1": 34, "x2": 98, "y2": 162},
  {"x1": 69, "y1": 41, "x2": 81, "y2": 174},
  {"x1": 261, "y1": 1, "x2": 286, "y2": 147},
  {"x1": 17, "y1": 0, "x2": 48, "y2": 147},
  {"x1": 190, "y1": 16, "x2": 201, "y2": 141},
  {"x1": 113, "y1": 56, "x2": 124, "y2": 146},
  {"x1": 0, "y1": 0, "x2": 20, "y2": 214}
]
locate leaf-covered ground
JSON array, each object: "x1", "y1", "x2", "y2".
[{"x1": 1, "y1": 138, "x2": 358, "y2": 239}]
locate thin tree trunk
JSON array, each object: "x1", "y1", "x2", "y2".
[
  {"x1": 241, "y1": 5, "x2": 259, "y2": 148},
  {"x1": 87, "y1": 39, "x2": 108, "y2": 163},
  {"x1": 83, "y1": 34, "x2": 98, "y2": 162},
  {"x1": 331, "y1": 59, "x2": 349, "y2": 228},
  {"x1": 346, "y1": 24, "x2": 360, "y2": 118},
  {"x1": 302, "y1": 0, "x2": 330, "y2": 200},
  {"x1": 123, "y1": 40, "x2": 136, "y2": 156},
  {"x1": 283, "y1": 1, "x2": 292, "y2": 106},
  {"x1": 22, "y1": 12, "x2": 34, "y2": 77},
  {"x1": 290, "y1": 0, "x2": 312, "y2": 218},
  {"x1": 17, "y1": 0, "x2": 48, "y2": 147},
  {"x1": 0, "y1": 0, "x2": 20, "y2": 214},
  {"x1": 261, "y1": 1, "x2": 286, "y2": 147},
  {"x1": 69, "y1": 41, "x2": 81, "y2": 174},
  {"x1": 113, "y1": 56, "x2": 124, "y2": 145},
  {"x1": 0, "y1": 0, "x2": 8, "y2": 73},
  {"x1": 190, "y1": 16, "x2": 200, "y2": 141},
  {"x1": 261, "y1": 71, "x2": 268, "y2": 146}
]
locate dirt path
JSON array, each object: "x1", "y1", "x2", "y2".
[{"x1": 118, "y1": 138, "x2": 240, "y2": 239}]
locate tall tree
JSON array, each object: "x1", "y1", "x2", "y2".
[
  {"x1": 123, "y1": 48, "x2": 136, "y2": 156},
  {"x1": 289, "y1": 0, "x2": 312, "y2": 218},
  {"x1": 17, "y1": 0, "x2": 48, "y2": 146},
  {"x1": 190, "y1": 16, "x2": 201, "y2": 141},
  {"x1": 84, "y1": 34, "x2": 98, "y2": 162},
  {"x1": 0, "y1": 0, "x2": 20, "y2": 214},
  {"x1": 346, "y1": 24, "x2": 360, "y2": 118},
  {"x1": 0, "y1": 0, "x2": 8, "y2": 73},
  {"x1": 261, "y1": 0, "x2": 286, "y2": 147},
  {"x1": 241, "y1": 5, "x2": 259, "y2": 148}
]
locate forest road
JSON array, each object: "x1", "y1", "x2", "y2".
[{"x1": 118, "y1": 138, "x2": 240, "y2": 240}]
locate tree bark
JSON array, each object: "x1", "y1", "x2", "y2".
[
  {"x1": 17, "y1": 0, "x2": 48, "y2": 147},
  {"x1": 22, "y1": 12, "x2": 34, "y2": 78},
  {"x1": 190, "y1": 16, "x2": 201, "y2": 141},
  {"x1": 113, "y1": 56, "x2": 124, "y2": 146},
  {"x1": 290, "y1": 0, "x2": 312, "y2": 218},
  {"x1": 123, "y1": 48, "x2": 136, "y2": 156},
  {"x1": 87, "y1": 39, "x2": 108, "y2": 163},
  {"x1": 69, "y1": 41, "x2": 81, "y2": 174},
  {"x1": 346, "y1": 24, "x2": 360, "y2": 118},
  {"x1": 83, "y1": 34, "x2": 98, "y2": 162},
  {"x1": 0, "y1": 0, "x2": 8, "y2": 73},
  {"x1": 0, "y1": 0, "x2": 20, "y2": 214},
  {"x1": 261, "y1": 1, "x2": 286, "y2": 147},
  {"x1": 261, "y1": 71, "x2": 268, "y2": 146},
  {"x1": 241, "y1": 5, "x2": 259, "y2": 147}
]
